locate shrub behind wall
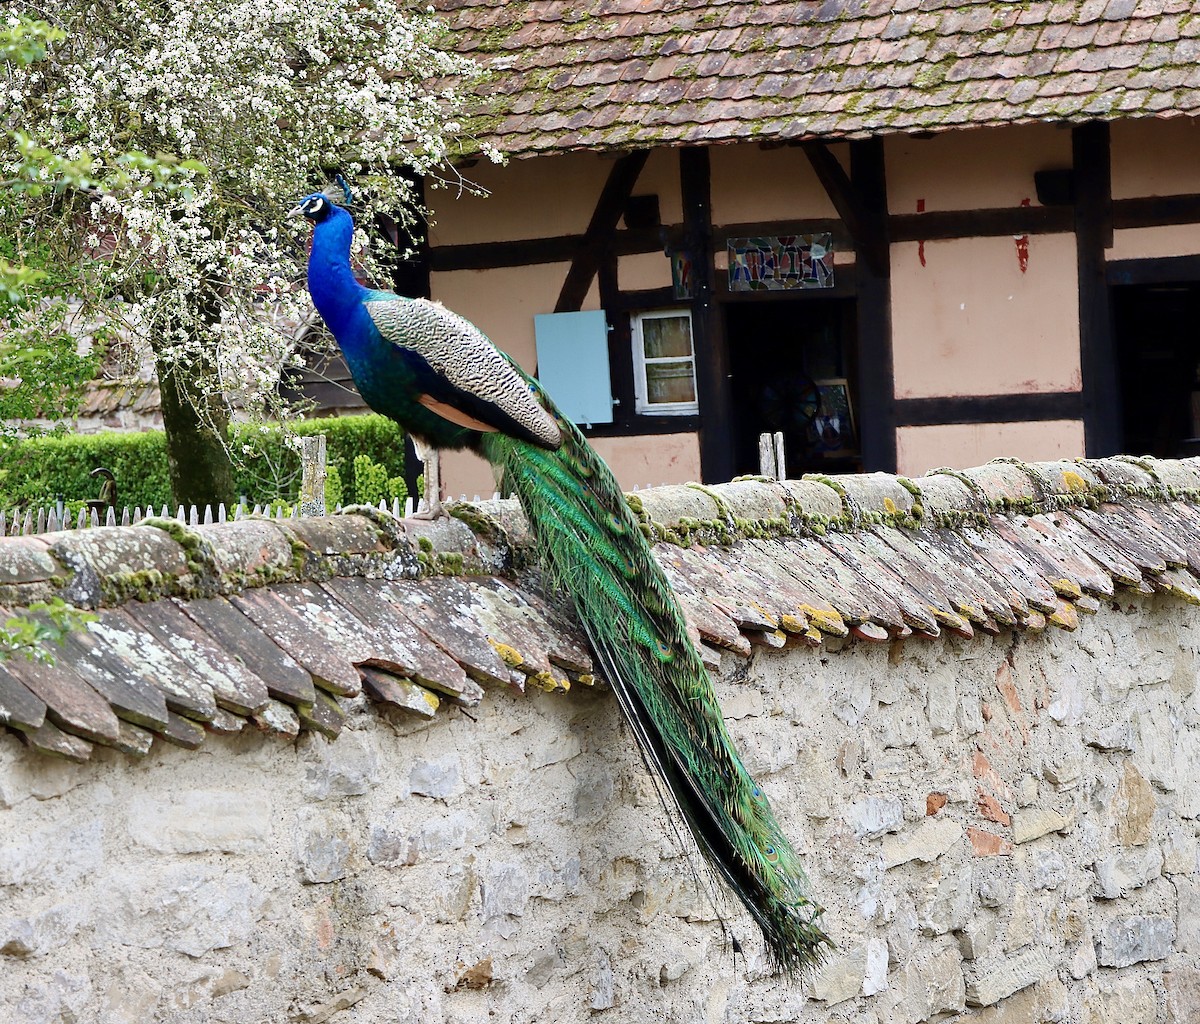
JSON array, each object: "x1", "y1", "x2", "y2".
[{"x1": 0, "y1": 415, "x2": 407, "y2": 511}]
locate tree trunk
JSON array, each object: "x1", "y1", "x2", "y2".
[
  {"x1": 150, "y1": 283, "x2": 236, "y2": 510},
  {"x1": 155, "y1": 349, "x2": 236, "y2": 509}
]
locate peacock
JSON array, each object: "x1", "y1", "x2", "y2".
[{"x1": 292, "y1": 190, "x2": 832, "y2": 974}]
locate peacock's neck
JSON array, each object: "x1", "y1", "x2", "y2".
[{"x1": 307, "y1": 213, "x2": 370, "y2": 345}]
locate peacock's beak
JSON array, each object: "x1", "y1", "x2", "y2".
[{"x1": 287, "y1": 205, "x2": 305, "y2": 218}]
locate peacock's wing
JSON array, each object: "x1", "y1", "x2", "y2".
[{"x1": 366, "y1": 296, "x2": 562, "y2": 450}]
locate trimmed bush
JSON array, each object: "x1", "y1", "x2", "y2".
[{"x1": 0, "y1": 414, "x2": 407, "y2": 510}]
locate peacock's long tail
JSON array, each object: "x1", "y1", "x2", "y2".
[{"x1": 480, "y1": 384, "x2": 832, "y2": 975}]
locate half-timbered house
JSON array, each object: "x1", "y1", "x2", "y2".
[{"x1": 418, "y1": 0, "x2": 1200, "y2": 498}]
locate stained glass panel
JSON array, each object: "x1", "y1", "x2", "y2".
[{"x1": 727, "y1": 234, "x2": 834, "y2": 291}]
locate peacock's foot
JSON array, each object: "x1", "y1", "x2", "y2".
[{"x1": 408, "y1": 496, "x2": 449, "y2": 521}]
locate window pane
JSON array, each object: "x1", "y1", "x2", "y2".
[
  {"x1": 646, "y1": 360, "x2": 696, "y2": 405},
  {"x1": 643, "y1": 316, "x2": 692, "y2": 359}
]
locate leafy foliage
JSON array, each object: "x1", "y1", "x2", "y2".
[
  {"x1": 0, "y1": 599, "x2": 97, "y2": 665},
  {"x1": 0, "y1": 415, "x2": 408, "y2": 510}
]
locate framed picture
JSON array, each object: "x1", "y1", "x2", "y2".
[{"x1": 808, "y1": 378, "x2": 856, "y2": 456}]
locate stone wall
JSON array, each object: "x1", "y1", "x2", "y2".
[{"x1": 3, "y1": 590, "x2": 1198, "y2": 1023}]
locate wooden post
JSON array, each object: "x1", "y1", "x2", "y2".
[
  {"x1": 681, "y1": 146, "x2": 734, "y2": 484},
  {"x1": 850, "y1": 138, "x2": 897, "y2": 474},
  {"x1": 758, "y1": 432, "x2": 787, "y2": 480},
  {"x1": 758, "y1": 433, "x2": 777, "y2": 478},
  {"x1": 299, "y1": 434, "x2": 327, "y2": 517},
  {"x1": 1074, "y1": 121, "x2": 1121, "y2": 456}
]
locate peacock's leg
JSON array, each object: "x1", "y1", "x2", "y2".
[{"x1": 409, "y1": 437, "x2": 446, "y2": 520}]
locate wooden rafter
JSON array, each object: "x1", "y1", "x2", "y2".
[
  {"x1": 554, "y1": 150, "x2": 650, "y2": 313},
  {"x1": 801, "y1": 141, "x2": 887, "y2": 276}
]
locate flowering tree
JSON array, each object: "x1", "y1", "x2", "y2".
[{"x1": 2, "y1": 3, "x2": 488, "y2": 505}]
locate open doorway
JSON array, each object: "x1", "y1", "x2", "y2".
[
  {"x1": 724, "y1": 298, "x2": 859, "y2": 477},
  {"x1": 1113, "y1": 283, "x2": 1200, "y2": 458}
]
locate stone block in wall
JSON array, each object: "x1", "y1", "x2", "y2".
[
  {"x1": 918, "y1": 860, "x2": 973, "y2": 936},
  {"x1": 1164, "y1": 967, "x2": 1200, "y2": 1024},
  {"x1": 1095, "y1": 913, "x2": 1175, "y2": 967},
  {"x1": 1067, "y1": 930, "x2": 1097, "y2": 980},
  {"x1": 810, "y1": 939, "x2": 869, "y2": 1005},
  {"x1": 1011, "y1": 807, "x2": 1071, "y2": 845},
  {"x1": 1177, "y1": 732, "x2": 1200, "y2": 819},
  {"x1": 845, "y1": 795, "x2": 904, "y2": 839},
  {"x1": 893, "y1": 946, "x2": 965, "y2": 1023},
  {"x1": 1081, "y1": 975, "x2": 1157, "y2": 1024},
  {"x1": 294, "y1": 809, "x2": 353, "y2": 884},
  {"x1": 964, "y1": 947, "x2": 1053, "y2": 1007},
  {"x1": 126, "y1": 791, "x2": 271, "y2": 855},
  {"x1": 1092, "y1": 845, "x2": 1163, "y2": 899},
  {"x1": 0, "y1": 742, "x2": 88, "y2": 807},
  {"x1": 408, "y1": 753, "x2": 463, "y2": 799},
  {"x1": 7, "y1": 968, "x2": 92, "y2": 1024},
  {"x1": 1176, "y1": 875, "x2": 1200, "y2": 953},
  {"x1": 0, "y1": 902, "x2": 87, "y2": 959},
  {"x1": 0, "y1": 818, "x2": 104, "y2": 890},
  {"x1": 480, "y1": 859, "x2": 529, "y2": 940},
  {"x1": 1083, "y1": 721, "x2": 1137, "y2": 753},
  {"x1": 302, "y1": 731, "x2": 380, "y2": 800},
  {"x1": 1135, "y1": 705, "x2": 1179, "y2": 791},
  {"x1": 958, "y1": 978, "x2": 1069, "y2": 1024},
  {"x1": 882, "y1": 819, "x2": 963, "y2": 869},
  {"x1": 1163, "y1": 827, "x2": 1198, "y2": 874},
  {"x1": 92, "y1": 865, "x2": 266, "y2": 958},
  {"x1": 956, "y1": 914, "x2": 996, "y2": 961},
  {"x1": 1003, "y1": 884, "x2": 1036, "y2": 953},
  {"x1": 925, "y1": 664, "x2": 957, "y2": 737},
  {"x1": 1025, "y1": 848, "x2": 1069, "y2": 891},
  {"x1": 1112, "y1": 761, "x2": 1155, "y2": 846}
]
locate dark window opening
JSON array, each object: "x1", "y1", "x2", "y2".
[
  {"x1": 1113, "y1": 283, "x2": 1200, "y2": 459},
  {"x1": 724, "y1": 298, "x2": 860, "y2": 477}
]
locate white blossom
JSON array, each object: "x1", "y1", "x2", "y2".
[{"x1": 3, "y1": 0, "x2": 496, "y2": 429}]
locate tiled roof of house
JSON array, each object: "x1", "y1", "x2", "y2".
[
  {"x1": 3, "y1": 455, "x2": 1200, "y2": 762},
  {"x1": 433, "y1": 0, "x2": 1200, "y2": 157}
]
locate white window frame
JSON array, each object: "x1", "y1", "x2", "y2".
[{"x1": 631, "y1": 309, "x2": 699, "y2": 416}]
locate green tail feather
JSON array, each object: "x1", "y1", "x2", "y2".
[{"x1": 480, "y1": 383, "x2": 833, "y2": 975}]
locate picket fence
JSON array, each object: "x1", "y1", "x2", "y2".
[{"x1": 0, "y1": 497, "x2": 422, "y2": 539}]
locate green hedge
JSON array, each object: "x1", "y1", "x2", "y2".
[{"x1": 0, "y1": 415, "x2": 408, "y2": 511}]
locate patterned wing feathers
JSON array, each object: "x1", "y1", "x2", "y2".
[{"x1": 367, "y1": 298, "x2": 561, "y2": 450}]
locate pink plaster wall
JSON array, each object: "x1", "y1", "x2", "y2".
[
  {"x1": 1111, "y1": 116, "x2": 1200, "y2": 200},
  {"x1": 891, "y1": 235, "x2": 1081, "y2": 399},
  {"x1": 427, "y1": 153, "x2": 610, "y2": 245},
  {"x1": 897, "y1": 420, "x2": 1086, "y2": 477},
  {"x1": 709, "y1": 143, "x2": 840, "y2": 225},
  {"x1": 1110, "y1": 224, "x2": 1200, "y2": 262},
  {"x1": 886, "y1": 124, "x2": 1071, "y2": 213}
]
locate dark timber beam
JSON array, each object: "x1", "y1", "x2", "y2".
[
  {"x1": 849, "y1": 138, "x2": 897, "y2": 474},
  {"x1": 895, "y1": 392, "x2": 1084, "y2": 427},
  {"x1": 1073, "y1": 122, "x2": 1121, "y2": 457},
  {"x1": 680, "y1": 146, "x2": 734, "y2": 484},
  {"x1": 554, "y1": 150, "x2": 650, "y2": 313},
  {"x1": 802, "y1": 141, "x2": 887, "y2": 276},
  {"x1": 425, "y1": 194, "x2": 1200, "y2": 275}
]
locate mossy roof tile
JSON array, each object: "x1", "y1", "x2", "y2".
[{"x1": 433, "y1": 0, "x2": 1200, "y2": 156}]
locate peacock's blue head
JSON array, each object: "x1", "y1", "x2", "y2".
[{"x1": 290, "y1": 192, "x2": 343, "y2": 224}]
